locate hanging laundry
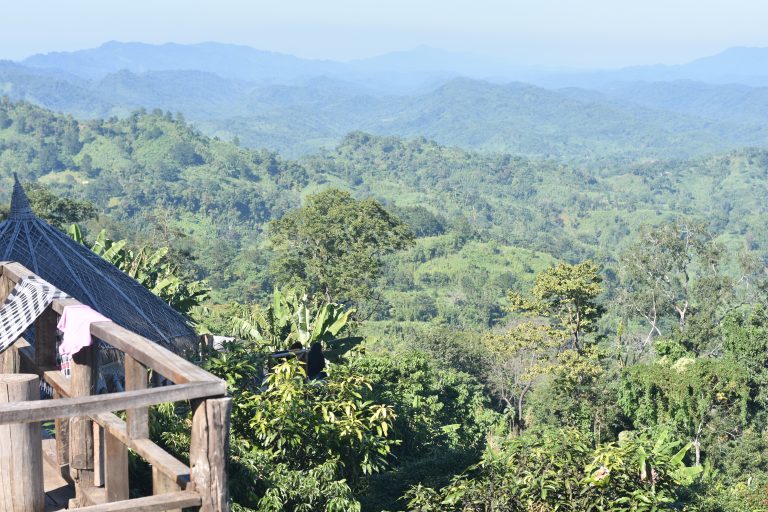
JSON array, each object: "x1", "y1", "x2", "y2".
[
  {"x1": 57, "y1": 304, "x2": 111, "y2": 357},
  {"x1": 0, "y1": 276, "x2": 69, "y2": 354}
]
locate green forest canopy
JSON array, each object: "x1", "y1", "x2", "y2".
[{"x1": 4, "y1": 99, "x2": 768, "y2": 509}]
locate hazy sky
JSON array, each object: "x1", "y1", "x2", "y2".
[{"x1": 2, "y1": 0, "x2": 768, "y2": 68}]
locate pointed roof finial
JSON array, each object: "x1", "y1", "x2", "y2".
[{"x1": 10, "y1": 173, "x2": 34, "y2": 220}]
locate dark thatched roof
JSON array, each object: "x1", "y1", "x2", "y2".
[{"x1": 0, "y1": 176, "x2": 197, "y2": 352}]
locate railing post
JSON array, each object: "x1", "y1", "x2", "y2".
[
  {"x1": 55, "y1": 389, "x2": 70, "y2": 476},
  {"x1": 190, "y1": 397, "x2": 232, "y2": 512},
  {"x1": 69, "y1": 345, "x2": 96, "y2": 506},
  {"x1": 0, "y1": 275, "x2": 19, "y2": 373},
  {"x1": 104, "y1": 429, "x2": 129, "y2": 501},
  {"x1": 0, "y1": 374, "x2": 44, "y2": 511},
  {"x1": 125, "y1": 355, "x2": 149, "y2": 438}
]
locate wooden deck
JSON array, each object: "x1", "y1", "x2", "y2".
[{"x1": 43, "y1": 439, "x2": 74, "y2": 511}]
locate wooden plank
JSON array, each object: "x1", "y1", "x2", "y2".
[
  {"x1": 104, "y1": 429, "x2": 129, "y2": 502},
  {"x1": 153, "y1": 467, "x2": 182, "y2": 512},
  {"x1": 124, "y1": 355, "x2": 149, "y2": 438},
  {"x1": 72, "y1": 491, "x2": 201, "y2": 512},
  {"x1": 0, "y1": 381, "x2": 225, "y2": 425},
  {"x1": 190, "y1": 398, "x2": 232, "y2": 512}
]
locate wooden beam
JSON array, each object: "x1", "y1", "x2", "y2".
[
  {"x1": 55, "y1": 389, "x2": 71, "y2": 476},
  {"x1": 0, "y1": 381, "x2": 225, "y2": 425},
  {"x1": 124, "y1": 355, "x2": 149, "y2": 439},
  {"x1": 86, "y1": 320, "x2": 216, "y2": 385},
  {"x1": 93, "y1": 424, "x2": 104, "y2": 487},
  {"x1": 0, "y1": 273, "x2": 13, "y2": 302},
  {"x1": 70, "y1": 491, "x2": 201, "y2": 512},
  {"x1": 190, "y1": 398, "x2": 232, "y2": 512}
]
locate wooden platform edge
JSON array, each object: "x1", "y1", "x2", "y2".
[{"x1": 71, "y1": 490, "x2": 201, "y2": 512}]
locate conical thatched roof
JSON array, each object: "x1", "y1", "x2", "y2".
[{"x1": 0, "y1": 176, "x2": 197, "y2": 352}]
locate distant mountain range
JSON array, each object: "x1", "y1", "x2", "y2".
[
  {"x1": 19, "y1": 41, "x2": 768, "y2": 88},
  {"x1": 1, "y1": 41, "x2": 767, "y2": 157}
]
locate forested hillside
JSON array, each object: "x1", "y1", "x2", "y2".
[
  {"x1": 4, "y1": 98, "x2": 768, "y2": 509},
  {"x1": 3, "y1": 99, "x2": 768, "y2": 307}
]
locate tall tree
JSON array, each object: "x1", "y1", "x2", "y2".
[
  {"x1": 490, "y1": 261, "x2": 605, "y2": 432},
  {"x1": 617, "y1": 220, "x2": 731, "y2": 354},
  {"x1": 508, "y1": 260, "x2": 604, "y2": 351},
  {"x1": 268, "y1": 189, "x2": 413, "y2": 309}
]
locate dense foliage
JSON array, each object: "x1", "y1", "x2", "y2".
[{"x1": 6, "y1": 99, "x2": 768, "y2": 510}]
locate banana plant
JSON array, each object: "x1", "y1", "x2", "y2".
[
  {"x1": 230, "y1": 287, "x2": 357, "y2": 355},
  {"x1": 68, "y1": 223, "x2": 209, "y2": 316}
]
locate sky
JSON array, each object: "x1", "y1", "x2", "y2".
[{"x1": 2, "y1": 0, "x2": 768, "y2": 68}]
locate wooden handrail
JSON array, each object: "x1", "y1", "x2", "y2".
[
  {"x1": 0, "y1": 381, "x2": 225, "y2": 425},
  {"x1": 72, "y1": 490, "x2": 202, "y2": 511}
]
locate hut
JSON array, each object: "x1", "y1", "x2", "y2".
[{"x1": 0, "y1": 176, "x2": 197, "y2": 354}]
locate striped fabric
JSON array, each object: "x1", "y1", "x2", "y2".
[{"x1": 0, "y1": 276, "x2": 69, "y2": 353}]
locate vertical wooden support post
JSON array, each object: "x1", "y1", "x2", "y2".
[
  {"x1": 93, "y1": 424, "x2": 104, "y2": 487},
  {"x1": 153, "y1": 467, "x2": 182, "y2": 512},
  {"x1": 69, "y1": 345, "x2": 96, "y2": 506},
  {"x1": 104, "y1": 430, "x2": 129, "y2": 502},
  {"x1": 0, "y1": 374, "x2": 44, "y2": 512},
  {"x1": 0, "y1": 347, "x2": 20, "y2": 374},
  {"x1": 0, "y1": 276, "x2": 18, "y2": 374},
  {"x1": 125, "y1": 355, "x2": 149, "y2": 439},
  {"x1": 0, "y1": 274, "x2": 12, "y2": 303},
  {"x1": 190, "y1": 397, "x2": 232, "y2": 512},
  {"x1": 54, "y1": 389, "x2": 70, "y2": 477},
  {"x1": 34, "y1": 306, "x2": 58, "y2": 370}
]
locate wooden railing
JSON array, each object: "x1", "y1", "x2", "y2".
[{"x1": 0, "y1": 262, "x2": 231, "y2": 511}]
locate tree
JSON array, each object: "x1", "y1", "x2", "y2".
[
  {"x1": 405, "y1": 428, "x2": 700, "y2": 511},
  {"x1": 617, "y1": 221, "x2": 730, "y2": 353},
  {"x1": 268, "y1": 189, "x2": 413, "y2": 309},
  {"x1": 69, "y1": 225, "x2": 209, "y2": 316},
  {"x1": 620, "y1": 358, "x2": 750, "y2": 466},
  {"x1": 489, "y1": 261, "x2": 605, "y2": 432},
  {"x1": 482, "y1": 322, "x2": 561, "y2": 433},
  {"x1": 0, "y1": 182, "x2": 97, "y2": 229},
  {"x1": 508, "y1": 260, "x2": 604, "y2": 351}
]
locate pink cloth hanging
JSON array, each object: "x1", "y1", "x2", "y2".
[{"x1": 57, "y1": 305, "x2": 111, "y2": 357}]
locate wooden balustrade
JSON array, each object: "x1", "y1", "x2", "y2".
[{"x1": 0, "y1": 262, "x2": 231, "y2": 511}]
